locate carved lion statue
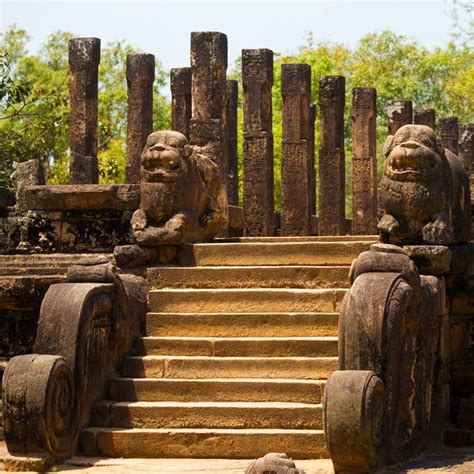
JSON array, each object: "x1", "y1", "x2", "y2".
[
  {"x1": 131, "y1": 130, "x2": 224, "y2": 245},
  {"x1": 378, "y1": 124, "x2": 471, "y2": 245}
]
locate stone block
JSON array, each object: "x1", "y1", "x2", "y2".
[{"x1": 23, "y1": 184, "x2": 140, "y2": 211}]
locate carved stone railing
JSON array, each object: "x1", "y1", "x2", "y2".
[
  {"x1": 323, "y1": 123, "x2": 473, "y2": 472},
  {"x1": 1, "y1": 257, "x2": 147, "y2": 471},
  {"x1": 323, "y1": 244, "x2": 445, "y2": 471}
]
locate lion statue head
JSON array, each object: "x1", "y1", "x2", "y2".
[
  {"x1": 382, "y1": 124, "x2": 446, "y2": 184},
  {"x1": 140, "y1": 131, "x2": 193, "y2": 183}
]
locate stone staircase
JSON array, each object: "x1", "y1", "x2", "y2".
[{"x1": 80, "y1": 236, "x2": 376, "y2": 459}]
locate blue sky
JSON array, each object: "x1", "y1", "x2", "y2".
[{"x1": 2, "y1": 0, "x2": 456, "y2": 74}]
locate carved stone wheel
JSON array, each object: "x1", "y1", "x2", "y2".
[
  {"x1": 323, "y1": 370, "x2": 385, "y2": 473},
  {"x1": 3, "y1": 354, "x2": 76, "y2": 459}
]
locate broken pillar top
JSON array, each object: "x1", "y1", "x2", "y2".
[
  {"x1": 68, "y1": 37, "x2": 101, "y2": 69},
  {"x1": 16, "y1": 160, "x2": 45, "y2": 188},
  {"x1": 190, "y1": 31, "x2": 228, "y2": 122},
  {"x1": 319, "y1": 75, "x2": 345, "y2": 99},
  {"x1": 126, "y1": 53, "x2": 155, "y2": 81},
  {"x1": 387, "y1": 99, "x2": 413, "y2": 135},
  {"x1": 352, "y1": 87, "x2": 376, "y2": 109},
  {"x1": 281, "y1": 63, "x2": 311, "y2": 92},
  {"x1": 242, "y1": 49, "x2": 273, "y2": 80},
  {"x1": 170, "y1": 67, "x2": 191, "y2": 94},
  {"x1": 190, "y1": 31, "x2": 228, "y2": 64},
  {"x1": 414, "y1": 108, "x2": 436, "y2": 129}
]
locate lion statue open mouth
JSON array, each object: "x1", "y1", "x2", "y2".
[
  {"x1": 130, "y1": 130, "x2": 224, "y2": 246},
  {"x1": 378, "y1": 124, "x2": 471, "y2": 245}
]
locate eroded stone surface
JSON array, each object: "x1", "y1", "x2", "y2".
[
  {"x1": 318, "y1": 76, "x2": 345, "y2": 236},
  {"x1": 170, "y1": 67, "x2": 192, "y2": 138},
  {"x1": 439, "y1": 116, "x2": 459, "y2": 156},
  {"x1": 281, "y1": 64, "x2": 312, "y2": 236},
  {"x1": 130, "y1": 131, "x2": 224, "y2": 245},
  {"x1": 379, "y1": 124, "x2": 471, "y2": 245},
  {"x1": 387, "y1": 99, "x2": 412, "y2": 135},
  {"x1": 242, "y1": 49, "x2": 274, "y2": 236},
  {"x1": 351, "y1": 87, "x2": 377, "y2": 235},
  {"x1": 414, "y1": 108, "x2": 436, "y2": 130},
  {"x1": 69, "y1": 37, "x2": 100, "y2": 184},
  {"x1": 126, "y1": 53, "x2": 155, "y2": 184}
]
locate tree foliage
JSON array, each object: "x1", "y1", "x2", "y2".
[
  {"x1": 1, "y1": 13, "x2": 472, "y2": 217},
  {"x1": 230, "y1": 29, "x2": 473, "y2": 211},
  {"x1": 0, "y1": 26, "x2": 170, "y2": 187}
]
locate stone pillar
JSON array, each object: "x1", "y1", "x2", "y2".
[
  {"x1": 352, "y1": 88, "x2": 377, "y2": 235},
  {"x1": 68, "y1": 37, "x2": 100, "y2": 184},
  {"x1": 309, "y1": 103, "x2": 316, "y2": 215},
  {"x1": 170, "y1": 67, "x2": 192, "y2": 138},
  {"x1": 226, "y1": 79, "x2": 239, "y2": 206},
  {"x1": 125, "y1": 53, "x2": 154, "y2": 184},
  {"x1": 387, "y1": 99, "x2": 412, "y2": 135},
  {"x1": 280, "y1": 64, "x2": 312, "y2": 236},
  {"x1": 242, "y1": 49, "x2": 274, "y2": 236},
  {"x1": 189, "y1": 32, "x2": 228, "y2": 228},
  {"x1": 414, "y1": 108, "x2": 436, "y2": 130},
  {"x1": 459, "y1": 124, "x2": 474, "y2": 172},
  {"x1": 318, "y1": 75, "x2": 346, "y2": 236},
  {"x1": 439, "y1": 116, "x2": 459, "y2": 155}
]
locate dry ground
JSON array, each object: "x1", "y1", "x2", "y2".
[{"x1": 1, "y1": 441, "x2": 473, "y2": 473}]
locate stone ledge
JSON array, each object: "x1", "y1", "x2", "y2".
[
  {"x1": 23, "y1": 184, "x2": 140, "y2": 211},
  {"x1": 404, "y1": 244, "x2": 474, "y2": 275}
]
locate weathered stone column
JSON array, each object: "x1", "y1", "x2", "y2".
[
  {"x1": 387, "y1": 99, "x2": 412, "y2": 135},
  {"x1": 125, "y1": 53, "x2": 154, "y2": 184},
  {"x1": 309, "y1": 103, "x2": 316, "y2": 215},
  {"x1": 414, "y1": 108, "x2": 436, "y2": 130},
  {"x1": 242, "y1": 49, "x2": 274, "y2": 236},
  {"x1": 352, "y1": 88, "x2": 377, "y2": 235},
  {"x1": 318, "y1": 75, "x2": 346, "y2": 236},
  {"x1": 226, "y1": 79, "x2": 238, "y2": 206},
  {"x1": 459, "y1": 123, "x2": 474, "y2": 172},
  {"x1": 189, "y1": 32, "x2": 228, "y2": 228},
  {"x1": 439, "y1": 116, "x2": 459, "y2": 155},
  {"x1": 281, "y1": 64, "x2": 312, "y2": 236},
  {"x1": 69, "y1": 37, "x2": 100, "y2": 184},
  {"x1": 170, "y1": 67, "x2": 192, "y2": 138}
]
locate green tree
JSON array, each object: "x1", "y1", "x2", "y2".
[
  {"x1": 231, "y1": 29, "x2": 473, "y2": 212},
  {"x1": 0, "y1": 25, "x2": 170, "y2": 187}
]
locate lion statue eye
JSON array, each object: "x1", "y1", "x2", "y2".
[
  {"x1": 395, "y1": 134, "x2": 406, "y2": 145},
  {"x1": 418, "y1": 134, "x2": 432, "y2": 147},
  {"x1": 168, "y1": 139, "x2": 178, "y2": 148}
]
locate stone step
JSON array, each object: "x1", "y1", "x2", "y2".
[
  {"x1": 180, "y1": 241, "x2": 373, "y2": 266},
  {"x1": 146, "y1": 312, "x2": 339, "y2": 337},
  {"x1": 0, "y1": 267, "x2": 68, "y2": 276},
  {"x1": 148, "y1": 289, "x2": 346, "y2": 314},
  {"x1": 80, "y1": 427, "x2": 328, "y2": 459},
  {"x1": 0, "y1": 253, "x2": 110, "y2": 263},
  {"x1": 148, "y1": 265, "x2": 350, "y2": 289},
  {"x1": 134, "y1": 336, "x2": 338, "y2": 357},
  {"x1": 123, "y1": 355, "x2": 338, "y2": 380},
  {"x1": 217, "y1": 235, "x2": 377, "y2": 243},
  {"x1": 108, "y1": 377, "x2": 326, "y2": 404},
  {"x1": 92, "y1": 400, "x2": 323, "y2": 430}
]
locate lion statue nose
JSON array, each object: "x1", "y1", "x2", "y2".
[{"x1": 401, "y1": 140, "x2": 419, "y2": 149}]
